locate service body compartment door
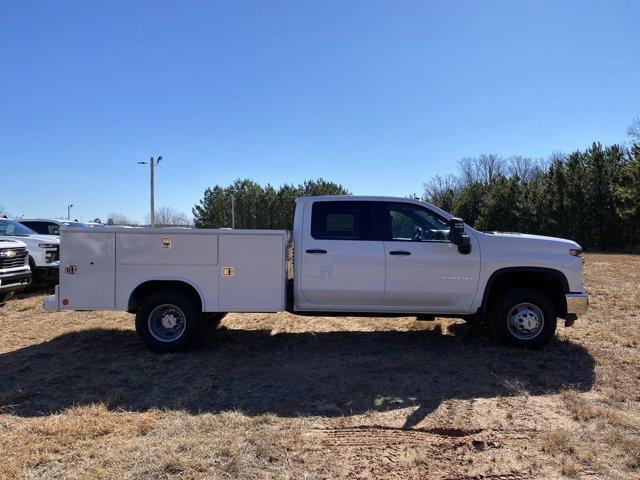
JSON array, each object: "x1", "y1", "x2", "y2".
[
  {"x1": 60, "y1": 231, "x2": 116, "y2": 310},
  {"x1": 116, "y1": 233, "x2": 218, "y2": 265},
  {"x1": 115, "y1": 232, "x2": 219, "y2": 312},
  {"x1": 218, "y1": 233, "x2": 286, "y2": 312}
]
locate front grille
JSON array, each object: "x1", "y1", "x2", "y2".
[{"x1": 0, "y1": 247, "x2": 29, "y2": 269}]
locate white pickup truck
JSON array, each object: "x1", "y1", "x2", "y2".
[
  {"x1": 0, "y1": 219, "x2": 60, "y2": 286},
  {"x1": 44, "y1": 196, "x2": 588, "y2": 351},
  {"x1": 0, "y1": 238, "x2": 31, "y2": 303}
]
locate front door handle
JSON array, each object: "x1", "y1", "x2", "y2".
[
  {"x1": 306, "y1": 249, "x2": 327, "y2": 254},
  {"x1": 389, "y1": 250, "x2": 411, "y2": 256}
]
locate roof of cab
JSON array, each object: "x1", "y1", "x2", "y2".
[{"x1": 293, "y1": 195, "x2": 454, "y2": 219}]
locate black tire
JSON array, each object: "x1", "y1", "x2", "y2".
[
  {"x1": 135, "y1": 290, "x2": 203, "y2": 352},
  {"x1": 490, "y1": 288, "x2": 557, "y2": 347},
  {"x1": 0, "y1": 291, "x2": 14, "y2": 305},
  {"x1": 23, "y1": 258, "x2": 38, "y2": 292}
]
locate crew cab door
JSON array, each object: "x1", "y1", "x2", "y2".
[
  {"x1": 381, "y1": 201, "x2": 480, "y2": 313},
  {"x1": 298, "y1": 200, "x2": 385, "y2": 306}
]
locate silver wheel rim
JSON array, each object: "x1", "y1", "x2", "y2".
[
  {"x1": 148, "y1": 304, "x2": 187, "y2": 342},
  {"x1": 507, "y1": 302, "x2": 545, "y2": 340}
]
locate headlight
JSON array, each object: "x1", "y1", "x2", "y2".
[
  {"x1": 38, "y1": 243, "x2": 58, "y2": 249},
  {"x1": 569, "y1": 248, "x2": 582, "y2": 257}
]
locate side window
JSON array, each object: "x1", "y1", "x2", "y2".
[
  {"x1": 24, "y1": 222, "x2": 57, "y2": 235},
  {"x1": 311, "y1": 201, "x2": 374, "y2": 240},
  {"x1": 46, "y1": 223, "x2": 60, "y2": 235},
  {"x1": 21, "y1": 222, "x2": 44, "y2": 234},
  {"x1": 386, "y1": 203, "x2": 450, "y2": 242}
]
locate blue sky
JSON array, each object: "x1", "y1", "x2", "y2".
[{"x1": 1, "y1": 1, "x2": 639, "y2": 222}]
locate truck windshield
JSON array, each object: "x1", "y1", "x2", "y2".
[{"x1": 0, "y1": 219, "x2": 37, "y2": 236}]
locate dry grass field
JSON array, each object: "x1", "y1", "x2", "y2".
[{"x1": 0, "y1": 253, "x2": 638, "y2": 479}]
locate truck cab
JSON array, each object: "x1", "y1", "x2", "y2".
[
  {"x1": 45, "y1": 196, "x2": 588, "y2": 351},
  {"x1": 292, "y1": 197, "x2": 480, "y2": 314}
]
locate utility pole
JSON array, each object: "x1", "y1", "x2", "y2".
[
  {"x1": 138, "y1": 156, "x2": 162, "y2": 227},
  {"x1": 149, "y1": 157, "x2": 155, "y2": 227},
  {"x1": 67, "y1": 204, "x2": 74, "y2": 220},
  {"x1": 231, "y1": 195, "x2": 236, "y2": 229}
]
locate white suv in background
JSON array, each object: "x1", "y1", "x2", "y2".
[
  {"x1": 0, "y1": 237, "x2": 31, "y2": 303},
  {"x1": 19, "y1": 218, "x2": 89, "y2": 236},
  {"x1": 0, "y1": 219, "x2": 59, "y2": 286}
]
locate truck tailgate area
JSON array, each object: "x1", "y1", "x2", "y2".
[{"x1": 52, "y1": 228, "x2": 287, "y2": 312}]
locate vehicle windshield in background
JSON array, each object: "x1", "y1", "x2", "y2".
[
  {"x1": 19, "y1": 220, "x2": 88, "y2": 235},
  {"x1": 0, "y1": 219, "x2": 37, "y2": 236}
]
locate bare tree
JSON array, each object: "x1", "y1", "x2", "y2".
[
  {"x1": 628, "y1": 116, "x2": 640, "y2": 142},
  {"x1": 477, "y1": 154, "x2": 506, "y2": 183},
  {"x1": 106, "y1": 213, "x2": 135, "y2": 226},
  {"x1": 458, "y1": 157, "x2": 477, "y2": 185},
  {"x1": 458, "y1": 154, "x2": 506, "y2": 184},
  {"x1": 147, "y1": 206, "x2": 191, "y2": 227},
  {"x1": 507, "y1": 156, "x2": 544, "y2": 180},
  {"x1": 0, "y1": 205, "x2": 9, "y2": 218},
  {"x1": 422, "y1": 174, "x2": 458, "y2": 202}
]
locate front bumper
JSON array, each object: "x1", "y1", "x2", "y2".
[
  {"x1": 33, "y1": 265, "x2": 59, "y2": 282},
  {"x1": 0, "y1": 270, "x2": 32, "y2": 293},
  {"x1": 565, "y1": 292, "x2": 588, "y2": 324}
]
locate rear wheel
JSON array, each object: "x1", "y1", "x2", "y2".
[
  {"x1": 135, "y1": 290, "x2": 203, "y2": 352},
  {"x1": 490, "y1": 288, "x2": 557, "y2": 347}
]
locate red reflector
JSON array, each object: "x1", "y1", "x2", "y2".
[{"x1": 62, "y1": 299, "x2": 69, "y2": 306}]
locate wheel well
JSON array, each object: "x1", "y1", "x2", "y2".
[
  {"x1": 128, "y1": 280, "x2": 203, "y2": 313},
  {"x1": 481, "y1": 268, "x2": 569, "y2": 319}
]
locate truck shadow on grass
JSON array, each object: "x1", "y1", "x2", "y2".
[{"x1": 0, "y1": 323, "x2": 595, "y2": 427}]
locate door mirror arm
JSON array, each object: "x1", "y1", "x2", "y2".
[{"x1": 449, "y1": 218, "x2": 472, "y2": 254}]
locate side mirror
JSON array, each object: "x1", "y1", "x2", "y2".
[{"x1": 449, "y1": 218, "x2": 471, "y2": 254}]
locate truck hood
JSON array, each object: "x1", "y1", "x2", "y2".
[
  {"x1": 5, "y1": 234, "x2": 60, "y2": 246},
  {"x1": 482, "y1": 231, "x2": 580, "y2": 250},
  {"x1": 0, "y1": 237, "x2": 28, "y2": 249}
]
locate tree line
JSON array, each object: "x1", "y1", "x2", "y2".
[
  {"x1": 192, "y1": 178, "x2": 349, "y2": 230},
  {"x1": 423, "y1": 135, "x2": 640, "y2": 251}
]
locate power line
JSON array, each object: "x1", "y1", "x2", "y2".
[{"x1": 157, "y1": 163, "x2": 202, "y2": 192}]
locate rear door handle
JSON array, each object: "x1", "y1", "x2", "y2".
[
  {"x1": 389, "y1": 250, "x2": 411, "y2": 256},
  {"x1": 306, "y1": 249, "x2": 327, "y2": 254}
]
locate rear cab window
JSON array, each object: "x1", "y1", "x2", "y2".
[{"x1": 310, "y1": 201, "x2": 379, "y2": 240}]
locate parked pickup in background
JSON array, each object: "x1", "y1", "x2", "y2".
[
  {"x1": 19, "y1": 218, "x2": 89, "y2": 236},
  {"x1": 44, "y1": 196, "x2": 588, "y2": 351},
  {"x1": 0, "y1": 219, "x2": 60, "y2": 286},
  {"x1": 0, "y1": 237, "x2": 31, "y2": 303}
]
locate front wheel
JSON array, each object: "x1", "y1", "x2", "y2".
[
  {"x1": 135, "y1": 290, "x2": 203, "y2": 352},
  {"x1": 0, "y1": 291, "x2": 14, "y2": 305},
  {"x1": 490, "y1": 288, "x2": 557, "y2": 347}
]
